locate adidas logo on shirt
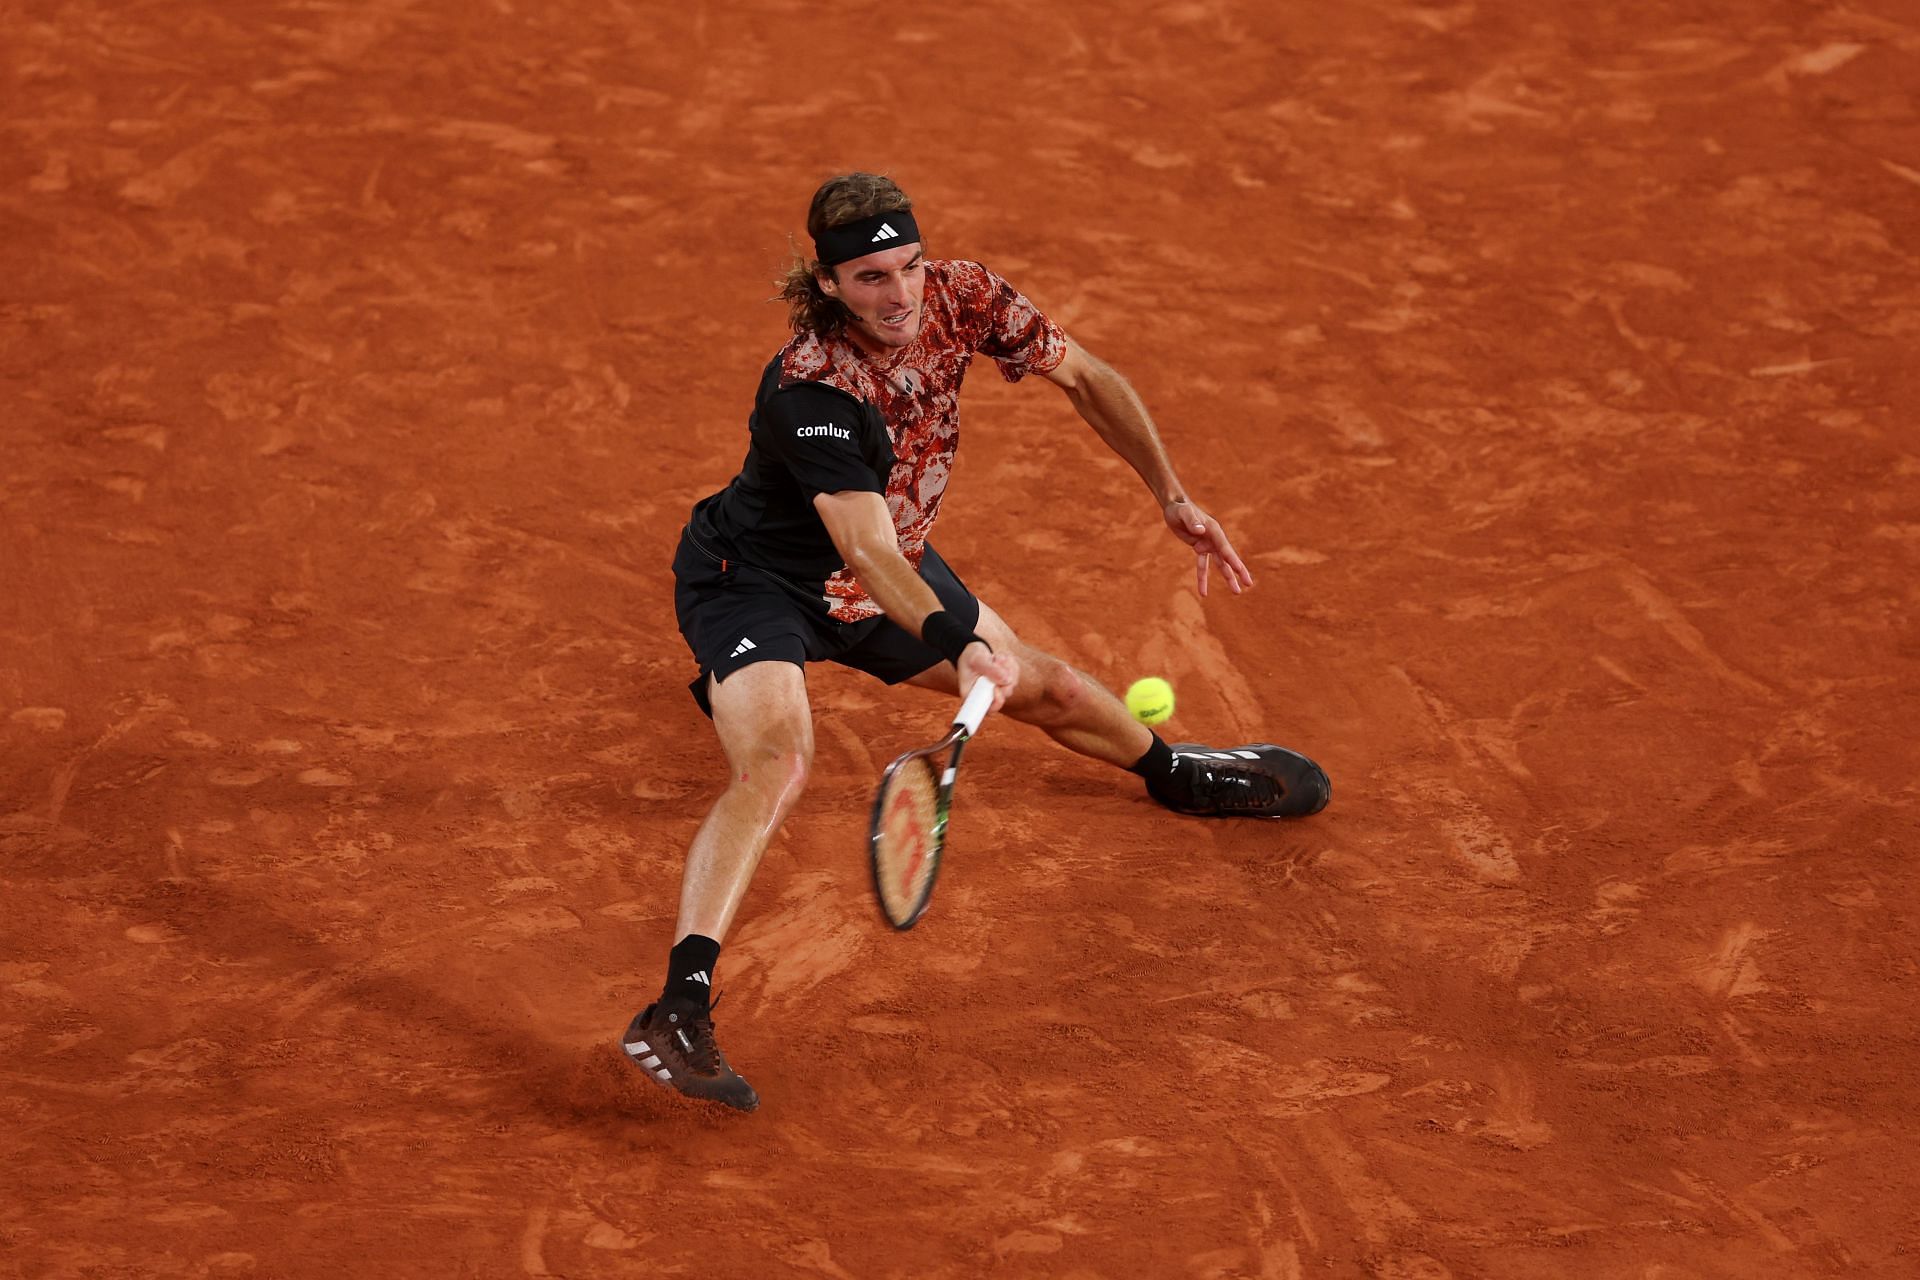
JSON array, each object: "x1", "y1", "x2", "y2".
[
  {"x1": 729, "y1": 637, "x2": 756, "y2": 659},
  {"x1": 870, "y1": 222, "x2": 900, "y2": 243}
]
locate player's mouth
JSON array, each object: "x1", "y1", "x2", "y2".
[{"x1": 875, "y1": 307, "x2": 915, "y2": 332}]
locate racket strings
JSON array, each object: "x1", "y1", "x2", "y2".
[{"x1": 875, "y1": 757, "x2": 941, "y2": 919}]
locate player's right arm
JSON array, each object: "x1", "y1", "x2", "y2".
[{"x1": 812, "y1": 490, "x2": 1017, "y2": 708}]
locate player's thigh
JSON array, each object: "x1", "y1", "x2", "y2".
[
  {"x1": 969, "y1": 600, "x2": 1028, "y2": 665},
  {"x1": 707, "y1": 660, "x2": 815, "y2": 779}
]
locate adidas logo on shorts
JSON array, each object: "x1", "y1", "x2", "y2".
[{"x1": 729, "y1": 636, "x2": 756, "y2": 659}]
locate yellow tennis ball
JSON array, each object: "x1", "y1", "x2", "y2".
[{"x1": 1125, "y1": 677, "x2": 1175, "y2": 726}]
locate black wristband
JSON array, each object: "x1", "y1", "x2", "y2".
[{"x1": 920, "y1": 610, "x2": 987, "y2": 666}]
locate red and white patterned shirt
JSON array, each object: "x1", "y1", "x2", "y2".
[{"x1": 776, "y1": 259, "x2": 1066, "y2": 621}]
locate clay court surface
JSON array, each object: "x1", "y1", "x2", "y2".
[{"x1": 5, "y1": 1, "x2": 1918, "y2": 1276}]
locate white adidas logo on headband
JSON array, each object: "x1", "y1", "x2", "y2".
[{"x1": 870, "y1": 222, "x2": 900, "y2": 243}]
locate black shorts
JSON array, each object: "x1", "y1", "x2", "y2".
[{"x1": 672, "y1": 525, "x2": 982, "y2": 717}]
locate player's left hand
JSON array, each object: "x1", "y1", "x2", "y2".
[{"x1": 1163, "y1": 499, "x2": 1253, "y2": 597}]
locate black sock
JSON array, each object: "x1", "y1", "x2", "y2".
[
  {"x1": 662, "y1": 933, "x2": 720, "y2": 1009},
  {"x1": 1130, "y1": 733, "x2": 1196, "y2": 807},
  {"x1": 1128, "y1": 732, "x2": 1175, "y2": 779}
]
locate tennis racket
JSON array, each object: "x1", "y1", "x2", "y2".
[{"x1": 868, "y1": 676, "x2": 996, "y2": 930}]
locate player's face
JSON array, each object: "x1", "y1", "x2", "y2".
[{"x1": 819, "y1": 244, "x2": 926, "y2": 353}]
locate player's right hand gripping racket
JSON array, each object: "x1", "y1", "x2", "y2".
[{"x1": 868, "y1": 676, "x2": 996, "y2": 930}]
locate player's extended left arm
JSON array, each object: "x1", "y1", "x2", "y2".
[{"x1": 1040, "y1": 339, "x2": 1254, "y2": 597}]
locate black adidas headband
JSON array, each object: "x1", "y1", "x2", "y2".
[{"x1": 813, "y1": 210, "x2": 921, "y2": 267}]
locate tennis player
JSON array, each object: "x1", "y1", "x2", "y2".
[{"x1": 621, "y1": 173, "x2": 1331, "y2": 1111}]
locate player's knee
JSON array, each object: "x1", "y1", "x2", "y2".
[
  {"x1": 1044, "y1": 663, "x2": 1092, "y2": 720},
  {"x1": 736, "y1": 733, "x2": 812, "y2": 807},
  {"x1": 768, "y1": 744, "x2": 812, "y2": 800},
  {"x1": 1010, "y1": 653, "x2": 1086, "y2": 725}
]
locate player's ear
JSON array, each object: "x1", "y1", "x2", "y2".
[{"x1": 814, "y1": 265, "x2": 840, "y2": 299}]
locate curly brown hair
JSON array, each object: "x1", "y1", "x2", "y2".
[{"x1": 776, "y1": 172, "x2": 917, "y2": 338}]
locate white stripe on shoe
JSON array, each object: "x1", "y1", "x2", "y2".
[{"x1": 623, "y1": 1039, "x2": 674, "y2": 1082}]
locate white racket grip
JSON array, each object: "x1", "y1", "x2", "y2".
[{"x1": 954, "y1": 675, "x2": 995, "y2": 736}]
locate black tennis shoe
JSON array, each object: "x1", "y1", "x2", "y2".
[
  {"x1": 620, "y1": 997, "x2": 759, "y2": 1112},
  {"x1": 1152, "y1": 743, "x2": 1331, "y2": 818}
]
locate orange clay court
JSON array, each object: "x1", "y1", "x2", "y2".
[{"x1": 3, "y1": 1, "x2": 1917, "y2": 1277}]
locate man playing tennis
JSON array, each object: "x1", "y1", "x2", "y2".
[{"x1": 622, "y1": 173, "x2": 1331, "y2": 1111}]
